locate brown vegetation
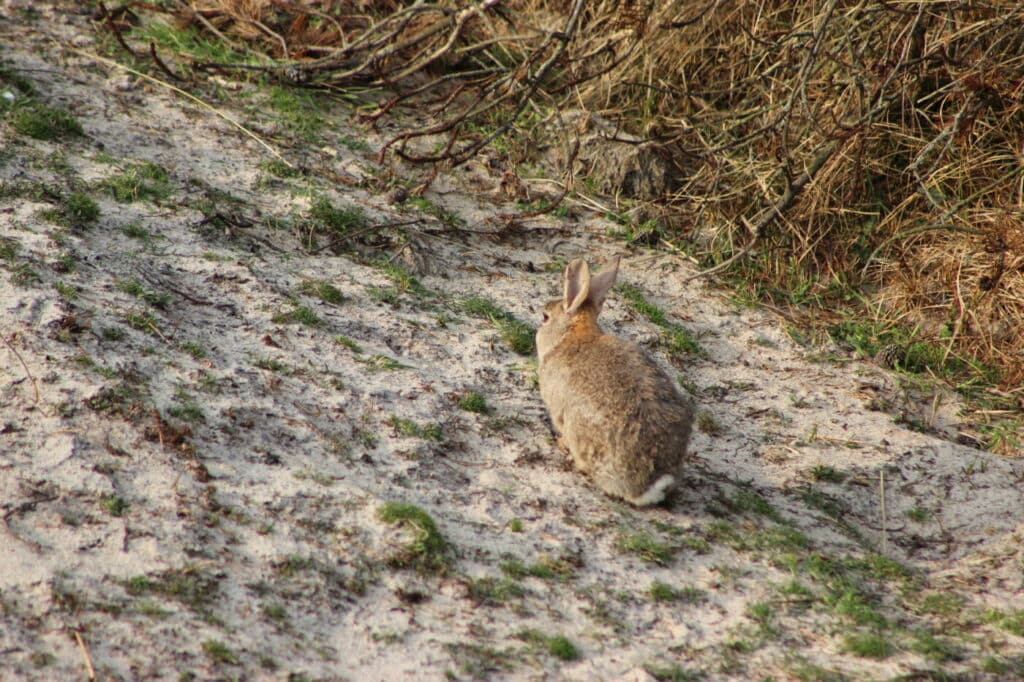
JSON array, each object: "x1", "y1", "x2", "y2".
[{"x1": 109, "y1": 1, "x2": 1024, "y2": 390}]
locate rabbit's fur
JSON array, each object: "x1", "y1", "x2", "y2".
[{"x1": 536, "y1": 257, "x2": 694, "y2": 506}]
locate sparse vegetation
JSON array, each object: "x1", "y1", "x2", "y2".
[
  {"x1": 124, "y1": 310, "x2": 160, "y2": 334},
  {"x1": 258, "y1": 158, "x2": 301, "y2": 178},
  {"x1": 386, "y1": 415, "x2": 443, "y2": 442},
  {"x1": 809, "y1": 464, "x2": 846, "y2": 484},
  {"x1": 465, "y1": 576, "x2": 526, "y2": 607},
  {"x1": 333, "y1": 335, "x2": 363, "y2": 353},
  {"x1": 360, "y1": 354, "x2": 409, "y2": 372},
  {"x1": 500, "y1": 556, "x2": 575, "y2": 582},
  {"x1": 458, "y1": 391, "x2": 490, "y2": 414},
  {"x1": 267, "y1": 85, "x2": 328, "y2": 142},
  {"x1": 648, "y1": 580, "x2": 706, "y2": 605},
  {"x1": 179, "y1": 341, "x2": 207, "y2": 359},
  {"x1": 644, "y1": 663, "x2": 703, "y2": 682},
  {"x1": 0, "y1": 237, "x2": 20, "y2": 261},
  {"x1": 308, "y1": 196, "x2": 367, "y2": 240},
  {"x1": 254, "y1": 356, "x2": 288, "y2": 372},
  {"x1": 458, "y1": 296, "x2": 534, "y2": 356},
  {"x1": 100, "y1": 494, "x2": 128, "y2": 517},
  {"x1": 513, "y1": 629, "x2": 579, "y2": 661},
  {"x1": 299, "y1": 279, "x2": 345, "y2": 305},
  {"x1": 202, "y1": 639, "x2": 240, "y2": 665},
  {"x1": 168, "y1": 391, "x2": 204, "y2": 423},
  {"x1": 617, "y1": 283, "x2": 701, "y2": 356},
  {"x1": 272, "y1": 304, "x2": 322, "y2": 327},
  {"x1": 124, "y1": 567, "x2": 221, "y2": 614},
  {"x1": 617, "y1": 531, "x2": 676, "y2": 565},
  {"x1": 116, "y1": 278, "x2": 170, "y2": 308},
  {"x1": 696, "y1": 411, "x2": 724, "y2": 436},
  {"x1": 842, "y1": 632, "x2": 892, "y2": 660},
  {"x1": 57, "y1": 192, "x2": 100, "y2": 226},
  {"x1": 8, "y1": 99, "x2": 82, "y2": 139},
  {"x1": 377, "y1": 501, "x2": 450, "y2": 574},
  {"x1": 101, "y1": 162, "x2": 171, "y2": 203}
]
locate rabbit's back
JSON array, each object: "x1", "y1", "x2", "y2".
[{"x1": 539, "y1": 332, "x2": 693, "y2": 501}]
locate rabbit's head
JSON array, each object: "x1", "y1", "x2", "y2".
[{"x1": 536, "y1": 257, "x2": 620, "y2": 364}]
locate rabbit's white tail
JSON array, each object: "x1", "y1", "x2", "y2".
[{"x1": 629, "y1": 474, "x2": 675, "y2": 507}]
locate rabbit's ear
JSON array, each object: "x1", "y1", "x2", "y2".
[
  {"x1": 563, "y1": 259, "x2": 591, "y2": 314},
  {"x1": 587, "y1": 256, "x2": 620, "y2": 313}
]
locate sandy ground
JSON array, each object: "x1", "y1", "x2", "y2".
[{"x1": 2, "y1": 4, "x2": 1023, "y2": 681}]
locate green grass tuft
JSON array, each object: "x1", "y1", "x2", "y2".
[
  {"x1": 268, "y1": 85, "x2": 328, "y2": 142},
  {"x1": 648, "y1": 580, "x2": 675, "y2": 602},
  {"x1": 202, "y1": 640, "x2": 240, "y2": 665},
  {"x1": 989, "y1": 609, "x2": 1024, "y2": 637},
  {"x1": 386, "y1": 415, "x2": 443, "y2": 442},
  {"x1": 514, "y1": 629, "x2": 579, "y2": 661},
  {"x1": 361, "y1": 354, "x2": 409, "y2": 371},
  {"x1": 124, "y1": 567, "x2": 220, "y2": 612},
  {"x1": 617, "y1": 283, "x2": 702, "y2": 356},
  {"x1": 458, "y1": 390, "x2": 491, "y2": 414},
  {"x1": 465, "y1": 576, "x2": 526, "y2": 606},
  {"x1": 334, "y1": 334, "x2": 363, "y2": 353},
  {"x1": 644, "y1": 663, "x2": 703, "y2": 681},
  {"x1": 272, "y1": 305, "x2": 322, "y2": 326},
  {"x1": 458, "y1": 296, "x2": 535, "y2": 355},
  {"x1": 500, "y1": 556, "x2": 575, "y2": 581},
  {"x1": 842, "y1": 632, "x2": 892, "y2": 659},
  {"x1": 100, "y1": 495, "x2": 128, "y2": 517},
  {"x1": 101, "y1": 162, "x2": 171, "y2": 203},
  {"x1": 809, "y1": 464, "x2": 846, "y2": 483},
  {"x1": 730, "y1": 488, "x2": 782, "y2": 521},
  {"x1": 64, "y1": 192, "x2": 100, "y2": 226},
  {"x1": 299, "y1": 279, "x2": 345, "y2": 305},
  {"x1": 309, "y1": 196, "x2": 366, "y2": 235},
  {"x1": 259, "y1": 159, "x2": 301, "y2": 178},
  {"x1": 0, "y1": 237, "x2": 20, "y2": 260},
  {"x1": 617, "y1": 532, "x2": 676, "y2": 565},
  {"x1": 378, "y1": 501, "x2": 450, "y2": 574},
  {"x1": 9, "y1": 99, "x2": 82, "y2": 139}
]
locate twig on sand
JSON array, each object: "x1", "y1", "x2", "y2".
[
  {"x1": 75, "y1": 631, "x2": 96, "y2": 681},
  {"x1": 1, "y1": 333, "x2": 39, "y2": 404}
]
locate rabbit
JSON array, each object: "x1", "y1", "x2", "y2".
[{"x1": 535, "y1": 257, "x2": 694, "y2": 506}]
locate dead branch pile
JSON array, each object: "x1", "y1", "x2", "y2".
[
  {"x1": 113, "y1": 1, "x2": 1024, "y2": 387},
  {"x1": 137, "y1": 0, "x2": 640, "y2": 165}
]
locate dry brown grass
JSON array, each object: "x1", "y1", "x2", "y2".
[
  {"x1": 573, "y1": 1, "x2": 1024, "y2": 388},
  {"x1": 124, "y1": 1, "x2": 1024, "y2": 389}
]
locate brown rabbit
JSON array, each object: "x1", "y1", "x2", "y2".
[{"x1": 536, "y1": 257, "x2": 694, "y2": 506}]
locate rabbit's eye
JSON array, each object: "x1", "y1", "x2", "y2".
[{"x1": 542, "y1": 312, "x2": 550, "y2": 323}]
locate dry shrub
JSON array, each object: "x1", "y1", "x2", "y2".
[
  {"x1": 880, "y1": 213, "x2": 1024, "y2": 385},
  {"x1": 143, "y1": 1, "x2": 1024, "y2": 387},
  {"x1": 561, "y1": 0, "x2": 1024, "y2": 388}
]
